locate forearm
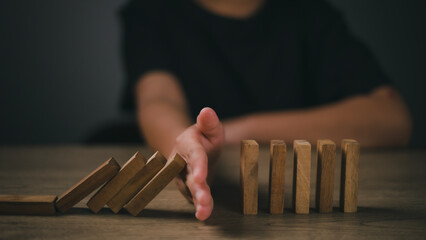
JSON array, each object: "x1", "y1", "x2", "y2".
[
  {"x1": 136, "y1": 71, "x2": 192, "y2": 157},
  {"x1": 138, "y1": 102, "x2": 191, "y2": 157},
  {"x1": 224, "y1": 86, "x2": 412, "y2": 147},
  {"x1": 135, "y1": 72, "x2": 223, "y2": 221}
]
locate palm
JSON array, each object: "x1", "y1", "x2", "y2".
[{"x1": 172, "y1": 107, "x2": 224, "y2": 221}]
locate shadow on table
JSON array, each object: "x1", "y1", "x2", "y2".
[
  {"x1": 206, "y1": 175, "x2": 426, "y2": 238},
  {"x1": 206, "y1": 175, "x2": 274, "y2": 238},
  {"x1": 60, "y1": 207, "x2": 194, "y2": 220}
]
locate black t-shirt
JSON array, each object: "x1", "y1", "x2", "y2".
[{"x1": 120, "y1": 0, "x2": 389, "y2": 120}]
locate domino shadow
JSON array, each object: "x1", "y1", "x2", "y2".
[
  {"x1": 206, "y1": 175, "x2": 273, "y2": 238},
  {"x1": 59, "y1": 207, "x2": 194, "y2": 219}
]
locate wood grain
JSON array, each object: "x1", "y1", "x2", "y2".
[
  {"x1": 1, "y1": 146, "x2": 426, "y2": 239},
  {"x1": 315, "y1": 139, "x2": 336, "y2": 213},
  {"x1": 124, "y1": 153, "x2": 186, "y2": 216},
  {"x1": 56, "y1": 158, "x2": 120, "y2": 213},
  {"x1": 240, "y1": 140, "x2": 259, "y2": 215},
  {"x1": 0, "y1": 195, "x2": 57, "y2": 215},
  {"x1": 292, "y1": 140, "x2": 311, "y2": 214},
  {"x1": 107, "y1": 151, "x2": 166, "y2": 213},
  {"x1": 340, "y1": 139, "x2": 360, "y2": 213},
  {"x1": 269, "y1": 140, "x2": 286, "y2": 214},
  {"x1": 87, "y1": 152, "x2": 147, "y2": 213}
]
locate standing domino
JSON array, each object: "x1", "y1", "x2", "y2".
[
  {"x1": 240, "y1": 140, "x2": 259, "y2": 215},
  {"x1": 269, "y1": 140, "x2": 286, "y2": 214},
  {"x1": 292, "y1": 140, "x2": 311, "y2": 214},
  {"x1": 340, "y1": 139, "x2": 360, "y2": 213},
  {"x1": 315, "y1": 139, "x2": 336, "y2": 213}
]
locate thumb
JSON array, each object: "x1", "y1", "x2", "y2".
[{"x1": 196, "y1": 107, "x2": 224, "y2": 145}]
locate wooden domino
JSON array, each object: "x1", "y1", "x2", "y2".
[
  {"x1": 292, "y1": 140, "x2": 311, "y2": 214},
  {"x1": 340, "y1": 139, "x2": 360, "y2": 213},
  {"x1": 87, "y1": 152, "x2": 147, "y2": 213},
  {"x1": 269, "y1": 140, "x2": 286, "y2": 214},
  {"x1": 56, "y1": 158, "x2": 120, "y2": 213},
  {"x1": 125, "y1": 153, "x2": 186, "y2": 216},
  {"x1": 107, "y1": 151, "x2": 166, "y2": 213},
  {"x1": 240, "y1": 140, "x2": 259, "y2": 215},
  {"x1": 1, "y1": 138, "x2": 360, "y2": 217},
  {"x1": 0, "y1": 195, "x2": 57, "y2": 215},
  {"x1": 315, "y1": 139, "x2": 336, "y2": 213}
]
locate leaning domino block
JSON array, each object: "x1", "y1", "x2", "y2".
[
  {"x1": 292, "y1": 140, "x2": 311, "y2": 214},
  {"x1": 241, "y1": 140, "x2": 259, "y2": 215},
  {"x1": 87, "y1": 152, "x2": 147, "y2": 213},
  {"x1": 56, "y1": 158, "x2": 120, "y2": 213},
  {"x1": 125, "y1": 153, "x2": 186, "y2": 216},
  {"x1": 315, "y1": 139, "x2": 336, "y2": 213},
  {"x1": 107, "y1": 151, "x2": 166, "y2": 213},
  {"x1": 0, "y1": 195, "x2": 57, "y2": 215},
  {"x1": 340, "y1": 139, "x2": 360, "y2": 213}
]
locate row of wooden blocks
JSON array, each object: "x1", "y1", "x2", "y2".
[
  {"x1": 0, "y1": 152, "x2": 186, "y2": 216},
  {"x1": 241, "y1": 139, "x2": 360, "y2": 215}
]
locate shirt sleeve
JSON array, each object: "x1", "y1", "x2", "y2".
[
  {"x1": 302, "y1": 0, "x2": 391, "y2": 105},
  {"x1": 120, "y1": 1, "x2": 175, "y2": 111}
]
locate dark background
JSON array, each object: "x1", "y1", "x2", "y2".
[{"x1": 1, "y1": 0, "x2": 425, "y2": 147}]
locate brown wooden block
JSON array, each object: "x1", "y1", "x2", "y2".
[
  {"x1": 315, "y1": 139, "x2": 336, "y2": 213},
  {"x1": 292, "y1": 140, "x2": 311, "y2": 214},
  {"x1": 340, "y1": 139, "x2": 360, "y2": 213},
  {"x1": 87, "y1": 152, "x2": 147, "y2": 213},
  {"x1": 56, "y1": 158, "x2": 120, "y2": 213},
  {"x1": 240, "y1": 140, "x2": 259, "y2": 215},
  {"x1": 269, "y1": 140, "x2": 286, "y2": 214},
  {"x1": 0, "y1": 195, "x2": 57, "y2": 215},
  {"x1": 107, "y1": 151, "x2": 166, "y2": 213},
  {"x1": 124, "y1": 153, "x2": 186, "y2": 216}
]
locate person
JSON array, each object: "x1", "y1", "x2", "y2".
[{"x1": 120, "y1": 0, "x2": 412, "y2": 221}]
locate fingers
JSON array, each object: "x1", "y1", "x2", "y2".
[
  {"x1": 184, "y1": 148, "x2": 213, "y2": 220},
  {"x1": 186, "y1": 177, "x2": 214, "y2": 221},
  {"x1": 175, "y1": 130, "x2": 214, "y2": 221},
  {"x1": 171, "y1": 107, "x2": 224, "y2": 220},
  {"x1": 194, "y1": 184, "x2": 214, "y2": 220},
  {"x1": 174, "y1": 177, "x2": 193, "y2": 204},
  {"x1": 196, "y1": 107, "x2": 224, "y2": 146}
]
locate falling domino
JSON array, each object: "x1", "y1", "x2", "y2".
[
  {"x1": 240, "y1": 140, "x2": 259, "y2": 215},
  {"x1": 292, "y1": 140, "x2": 311, "y2": 214},
  {"x1": 269, "y1": 140, "x2": 286, "y2": 214},
  {"x1": 56, "y1": 158, "x2": 120, "y2": 213},
  {"x1": 340, "y1": 139, "x2": 360, "y2": 213},
  {"x1": 125, "y1": 153, "x2": 186, "y2": 216},
  {"x1": 315, "y1": 139, "x2": 336, "y2": 213},
  {"x1": 107, "y1": 151, "x2": 166, "y2": 213},
  {"x1": 0, "y1": 195, "x2": 57, "y2": 215},
  {"x1": 87, "y1": 152, "x2": 147, "y2": 213}
]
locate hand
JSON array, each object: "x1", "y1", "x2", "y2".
[{"x1": 170, "y1": 107, "x2": 224, "y2": 221}]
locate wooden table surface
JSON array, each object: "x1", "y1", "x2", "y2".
[{"x1": 0, "y1": 145, "x2": 425, "y2": 239}]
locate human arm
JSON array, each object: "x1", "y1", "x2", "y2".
[
  {"x1": 224, "y1": 85, "x2": 412, "y2": 147},
  {"x1": 136, "y1": 71, "x2": 191, "y2": 156},
  {"x1": 120, "y1": 3, "x2": 225, "y2": 221},
  {"x1": 220, "y1": 1, "x2": 411, "y2": 146},
  {"x1": 136, "y1": 71, "x2": 224, "y2": 221}
]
